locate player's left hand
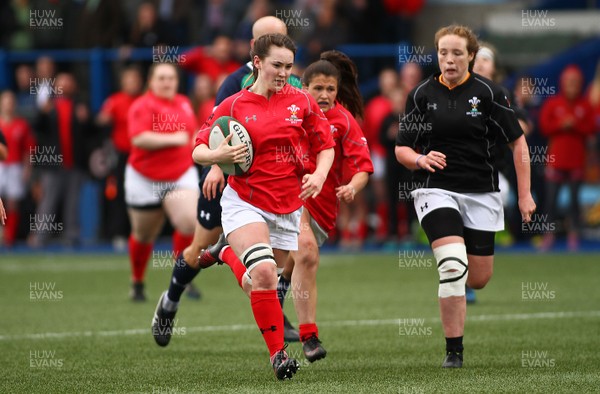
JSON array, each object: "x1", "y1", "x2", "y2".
[
  {"x1": 300, "y1": 172, "x2": 326, "y2": 200},
  {"x1": 519, "y1": 193, "x2": 536, "y2": 223},
  {"x1": 335, "y1": 184, "x2": 356, "y2": 203}
]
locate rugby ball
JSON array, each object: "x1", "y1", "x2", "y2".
[{"x1": 208, "y1": 116, "x2": 254, "y2": 175}]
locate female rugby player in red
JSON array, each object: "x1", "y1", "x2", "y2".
[
  {"x1": 125, "y1": 62, "x2": 198, "y2": 301},
  {"x1": 286, "y1": 50, "x2": 373, "y2": 362},
  {"x1": 396, "y1": 25, "x2": 536, "y2": 368},
  {"x1": 154, "y1": 33, "x2": 334, "y2": 380}
]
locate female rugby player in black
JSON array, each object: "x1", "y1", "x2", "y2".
[{"x1": 395, "y1": 25, "x2": 536, "y2": 368}]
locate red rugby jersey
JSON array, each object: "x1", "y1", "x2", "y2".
[
  {"x1": 128, "y1": 91, "x2": 197, "y2": 180},
  {"x1": 0, "y1": 117, "x2": 35, "y2": 164},
  {"x1": 304, "y1": 102, "x2": 373, "y2": 232},
  {"x1": 99, "y1": 92, "x2": 140, "y2": 154},
  {"x1": 196, "y1": 85, "x2": 335, "y2": 214}
]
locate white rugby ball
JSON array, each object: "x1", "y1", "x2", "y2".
[{"x1": 208, "y1": 116, "x2": 254, "y2": 175}]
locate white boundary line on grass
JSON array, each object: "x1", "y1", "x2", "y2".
[{"x1": 1, "y1": 310, "x2": 599, "y2": 341}]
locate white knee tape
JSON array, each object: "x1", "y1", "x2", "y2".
[
  {"x1": 240, "y1": 243, "x2": 276, "y2": 274},
  {"x1": 433, "y1": 243, "x2": 468, "y2": 298},
  {"x1": 243, "y1": 271, "x2": 252, "y2": 286}
]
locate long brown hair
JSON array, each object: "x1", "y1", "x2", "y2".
[{"x1": 303, "y1": 50, "x2": 364, "y2": 119}]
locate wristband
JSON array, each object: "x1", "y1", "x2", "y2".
[{"x1": 416, "y1": 154, "x2": 425, "y2": 169}]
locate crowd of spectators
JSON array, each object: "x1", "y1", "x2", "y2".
[{"x1": 0, "y1": 1, "x2": 598, "y2": 251}]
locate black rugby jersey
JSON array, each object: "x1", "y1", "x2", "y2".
[{"x1": 396, "y1": 72, "x2": 523, "y2": 193}]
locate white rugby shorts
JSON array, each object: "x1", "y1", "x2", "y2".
[
  {"x1": 220, "y1": 185, "x2": 302, "y2": 251},
  {"x1": 412, "y1": 188, "x2": 504, "y2": 232},
  {"x1": 124, "y1": 164, "x2": 199, "y2": 208},
  {"x1": 0, "y1": 163, "x2": 26, "y2": 199}
]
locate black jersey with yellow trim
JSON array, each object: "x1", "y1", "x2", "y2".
[{"x1": 396, "y1": 72, "x2": 523, "y2": 193}]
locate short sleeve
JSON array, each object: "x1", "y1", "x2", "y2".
[
  {"x1": 341, "y1": 112, "x2": 374, "y2": 178},
  {"x1": 490, "y1": 88, "x2": 523, "y2": 144}
]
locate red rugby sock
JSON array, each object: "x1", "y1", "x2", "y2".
[
  {"x1": 299, "y1": 323, "x2": 319, "y2": 342},
  {"x1": 4, "y1": 211, "x2": 19, "y2": 246},
  {"x1": 251, "y1": 290, "x2": 284, "y2": 357},
  {"x1": 220, "y1": 246, "x2": 246, "y2": 288},
  {"x1": 128, "y1": 235, "x2": 153, "y2": 282},
  {"x1": 172, "y1": 230, "x2": 193, "y2": 258}
]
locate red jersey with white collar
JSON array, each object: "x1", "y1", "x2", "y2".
[
  {"x1": 0, "y1": 117, "x2": 35, "y2": 164},
  {"x1": 196, "y1": 85, "x2": 335, "y2": 214},
  {"x1": 128, "y1": 91, "x2": 197, "y2": 180},
  {"x1": 304, "y1": 102, "x2": 373, "y2": 232}
]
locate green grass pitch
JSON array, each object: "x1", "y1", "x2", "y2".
[{"x1": 1, "y1": 251, "x2": 599, "y2": 393}]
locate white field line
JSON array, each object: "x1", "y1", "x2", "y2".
[{"x1": 1, "y1": 310, "x2": 599, "y2": 342}]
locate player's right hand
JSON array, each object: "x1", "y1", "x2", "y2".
[
  {"x1": 203, "y1": 165, "x2": 225, "y2": 200},
  {"x1": 213, "y1": 134, "x2": 248, "y2": 164},
  {"x1": 417, "y1": 150, "x2": 446, "y2": 173}
]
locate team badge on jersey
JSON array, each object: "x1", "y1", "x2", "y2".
[
  {"x1": 466, "y1": 96, "x2": 482, "y2": 117},
  {"x1": 285, "y1": 104, "x2": 302, "y2": 124}
]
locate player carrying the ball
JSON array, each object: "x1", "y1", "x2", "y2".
[{"x1": 161, "y1": 33, "x2": 334, "y2": 380}]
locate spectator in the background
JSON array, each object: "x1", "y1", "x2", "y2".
[
  {"x1": 400, "y1": 61, "x2": 423, "y2": 93},
  {"x1": 196, "y1": 0, "x2": 227, "y2": 44},
  {"x1": 29, "y1": 73, "x2": 94, "y2": 248},
  {"x1": 190, "y1": 74, "x2": 217, "y2": 126},
  {"x1": 75, "y1": 0, "x2": 124, "y2": 48},
  {"x1": 1, "y1": 0, "x2": 34, "y2": 50},
  {"x1": 14, "y1": 64, "x2": 38, "y2": 126},
  {"x1": 152, "y1": 0, "x2": 193, "y2": 45},
  {"x1": 380, "y1": 87, "x2": 414, "y2": 244},
  {"x1": 299, "y1": 1, "x2": 348, "y2": 64},
  {"x1": 231, "y1": 0, "x2": 271, "y2": 51},
  {"x1": 97, "y1": 66, "x2": 144, "y2": 250},
  {"x1": 382, "y1": 0, "x2": 423, "y2": 43},
  {"x1": 29, "y1": 0, "x2": 68, "y2": 49},
  {"x1": 219, "y1": 0, "x2": 254, "y2": 41},
  {"x1": 539, "y1": 65, "x2": 595, "y2": 251},
  {"x1": 181, "y1": 35, "x2": 241, "y2": 83},
  {"x1": 586, "y1": 60, "x2": 600, "y2": 180},
  {"x1": 0, "y1": 91, "x2": 35, "y2": 247},
  {"x1": 34, "y1": 56, "x2": 56, "y2": 112},
  {"x1": 361, "y1": 68, "x2": 398, "y2": 243},
  {"x1": 126, "y1": 1, "x2": 171, "y2": 47}
]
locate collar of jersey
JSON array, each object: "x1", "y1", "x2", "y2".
[
  {"x1": 147, "y1": 90, "x2": 175, "y2": 103},
  {"x1": 438, "y1": 71, "x2": 471, "y2": 90}
]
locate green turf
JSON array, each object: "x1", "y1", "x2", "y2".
[{"x1": 1, "y1": 252, "x2": 599, "y2": 393}]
